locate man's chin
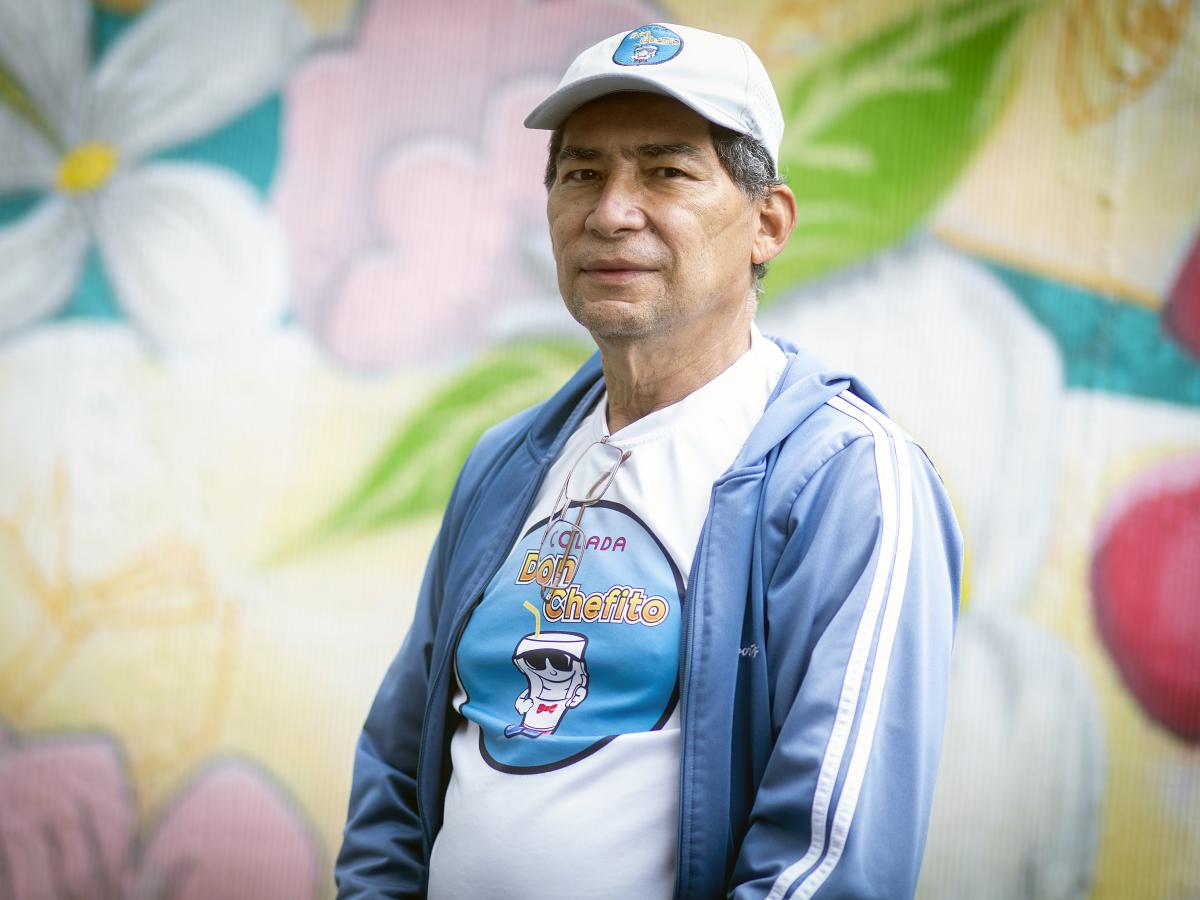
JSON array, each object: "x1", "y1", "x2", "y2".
[{"x1": 566, "y1": 294, "x2": 663, "y2": 340}]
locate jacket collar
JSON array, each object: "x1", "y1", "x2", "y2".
[{"x1": 521, "y1": 333, "x2": 884, "y2": 466}]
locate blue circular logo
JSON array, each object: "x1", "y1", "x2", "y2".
[
  {"x1": 613, "y1": 24, "x2": 684, "y2": 67},
  {"x1": 457, "y1": 502, "x2": 685, "y2": 773}
]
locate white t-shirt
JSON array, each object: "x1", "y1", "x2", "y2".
[{"x1": 428, "y1": 327, "x2": 786, "y2": 900}]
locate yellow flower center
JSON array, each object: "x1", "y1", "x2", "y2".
[
  {"x1": 93, "y1": 0, "x2": 153, "y2": 12},
  {"x1": 56, "y1": 142, "x2": 119, "y2": 195}
]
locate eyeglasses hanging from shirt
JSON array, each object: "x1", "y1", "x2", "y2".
[{"x1": 535, "y1": 437, "x2": 631, "y2": 603}]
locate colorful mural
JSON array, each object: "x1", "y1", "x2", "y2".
[
  {"x1": 1, "y1": 1, "x2": 1197, "y2": 898},
  {"x1": 0, "y1": 721, "x2": 321, "y2": 899}
]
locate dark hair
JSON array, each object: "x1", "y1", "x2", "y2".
[{"x1": 543, "y1": 121, "x2": 784, "y2": 286}]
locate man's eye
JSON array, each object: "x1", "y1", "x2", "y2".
[
  {"x1": 655, "y1": 167, "x2": 686, "y2": 178},
  {"x1": 563, "y1": 169, "x2": 599, "y2": 183}
]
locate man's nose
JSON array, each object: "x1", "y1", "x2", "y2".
[{"x1": 584, "y1": 174, "x2": 648, "y2": 237}]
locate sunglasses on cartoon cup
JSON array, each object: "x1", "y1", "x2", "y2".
[{"x1": 516, "y1": 649, "x2": 580, "y2": 671}]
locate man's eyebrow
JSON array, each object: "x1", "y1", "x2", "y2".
[
  {"x1": 630, "y1": 142, "x2": 702, "y2": 160},
  {"x1": 556, "y1": 142, "x2": 704, "y2": 162},
  {"x1": 557, "y1": 145, "x2": 602, "y2": 162}
]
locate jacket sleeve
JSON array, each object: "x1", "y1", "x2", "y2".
[
  {"x1": 730, "y1": 424, "x2": 962, "y2": 900},
  {"x1": 333, "y1": 472, "x2": 467, "y2": 898}
]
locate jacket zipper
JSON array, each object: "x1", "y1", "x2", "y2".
[{"x1": 673, "y1": 482, "x2": 719, "y2": 899}]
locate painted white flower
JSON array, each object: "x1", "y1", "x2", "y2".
[
  {"x1": 0, "y1": 0, "x2": 308, "y2": 351},
  {"x1": 762, "y1": 240, "x2": 1104, "y2": 899}
]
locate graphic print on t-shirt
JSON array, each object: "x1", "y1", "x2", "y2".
[
  {"x1": 503, "y1": 629, "x2": 589, "y2": 739},
  {"x1": 454, "y1": 500, "x2": 684, "y2": 773}
]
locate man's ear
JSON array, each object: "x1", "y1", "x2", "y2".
[{"x1": 751, "y1": 184, "x2": 797, "y2": 267}]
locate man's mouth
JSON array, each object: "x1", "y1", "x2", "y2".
[{"x1": 580, "y1": 258, "x2": 657, "y2": 282}]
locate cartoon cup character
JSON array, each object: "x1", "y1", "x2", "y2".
[{"x1": 504, "y1": 632, "x2": 588, "y2": 739}]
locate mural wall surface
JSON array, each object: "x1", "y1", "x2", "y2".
[{"x1": 1, "y1": 0, "x2": 1197, "y2": 897}]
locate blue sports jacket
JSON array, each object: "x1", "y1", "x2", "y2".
[{"x1": 335, "y1": 339, "x2": 962, "y2": 899}]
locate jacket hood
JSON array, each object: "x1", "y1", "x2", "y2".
[{"x1": 731, "y1": 334, "x2": 885, "y2": 469}]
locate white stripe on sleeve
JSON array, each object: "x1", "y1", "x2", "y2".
[
  {"x1": 790, "y1": 394, "x2": 915, "y2": 898},
  {"x1": 765, "y1": 393, "x2": 906, "y2": 900}
]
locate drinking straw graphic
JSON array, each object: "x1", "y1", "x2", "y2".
[{"x1": 523, "y1": 600, "x2": 541, "y2": 636}]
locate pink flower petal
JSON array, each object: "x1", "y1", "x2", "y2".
[
  {"x1": 273, "y1": 0, "x2": 657, "y2": 366},
  {"x1": 134, "y1": 762, "x2": 320, "y2": 900},
  {"x1": 0, "y1": 734, "x2": 134, "y2": 898},
  {"x1": 318, "y1": 82, "x2": 552, "y2": 369}
]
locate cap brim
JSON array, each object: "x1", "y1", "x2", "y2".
[{"x1": 523, "y1": 72, "x2": 747, "y2": 137}]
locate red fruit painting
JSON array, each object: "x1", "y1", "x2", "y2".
[
  {"x1": 1091, "y1": 455, "x2": 1200, "y2": 742},
  {"x1": 1165, "y1": 233, "x2": 1200, "y2": 357}
]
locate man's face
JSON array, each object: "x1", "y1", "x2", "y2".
[{"x1": 546, "y1": 93, "x2": 758, "y2": 342}]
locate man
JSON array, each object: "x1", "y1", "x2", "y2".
[{"x1": 336, "y1": 22, "x2": 961, "y2": 900}]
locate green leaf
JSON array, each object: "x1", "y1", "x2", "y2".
[
  {"x1": 763, "y1": 0, "x2": 1034, "y2": 303},
  {"x1": 0, "y1": 54, "x2": 62, "y2": 152},
  {"x1": 275, "y1": 339, "x2": 592, "y2": 557}
]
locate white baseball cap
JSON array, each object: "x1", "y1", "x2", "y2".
[{"x1": 524, "y1": 23, "x2": 784, "y2": 173}]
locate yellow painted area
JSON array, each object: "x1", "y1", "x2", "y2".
[
  {"x1": 93, "y1": 0, "x2": 152, "y2": 12},
  {"x1": 55, "y1": 142, "x2": 119, "y2": 195},
  {"x1": 0, "y1": 329, "x2": 439, "y2": 884},
  {"x1": 934, "y1": 226, "x2": 1164, "y2": 309},
  {"x1": 289, "y1": 0, "x2": 360, "y2": 35},
  {"x1": 937, "y1": 480, "x2": 972, "y2": 614},
  {"x1": 1058, "y1": 0, "x2": 1193, "y2": 131},
  {"x1": 958, "y1": 541, "x2": 971, "y2": 614},
  {"x1": 934, "y1": 0, "x2": 1200, "y2": 303},
  {"x1": 0, "y1": 469, "x2": 238, "y2": 814},
  {"x1": 214, "y1": 524, "x2": 437, "y2": 885},
  {"x1": 1091, "y1": 672, "x2": 1199, "y2": 899}
]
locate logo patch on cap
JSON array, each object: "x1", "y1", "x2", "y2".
[{"x1": 613, "y1": 24, "x2": 683, "y2": 67}]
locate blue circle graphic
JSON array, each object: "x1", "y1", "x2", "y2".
[
  {"x1": 456, "y1": 502, "x2": 685, "y2": 773},
  {"x1": 613, "y1": 24, "x2": 684, "y2": 67}
]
